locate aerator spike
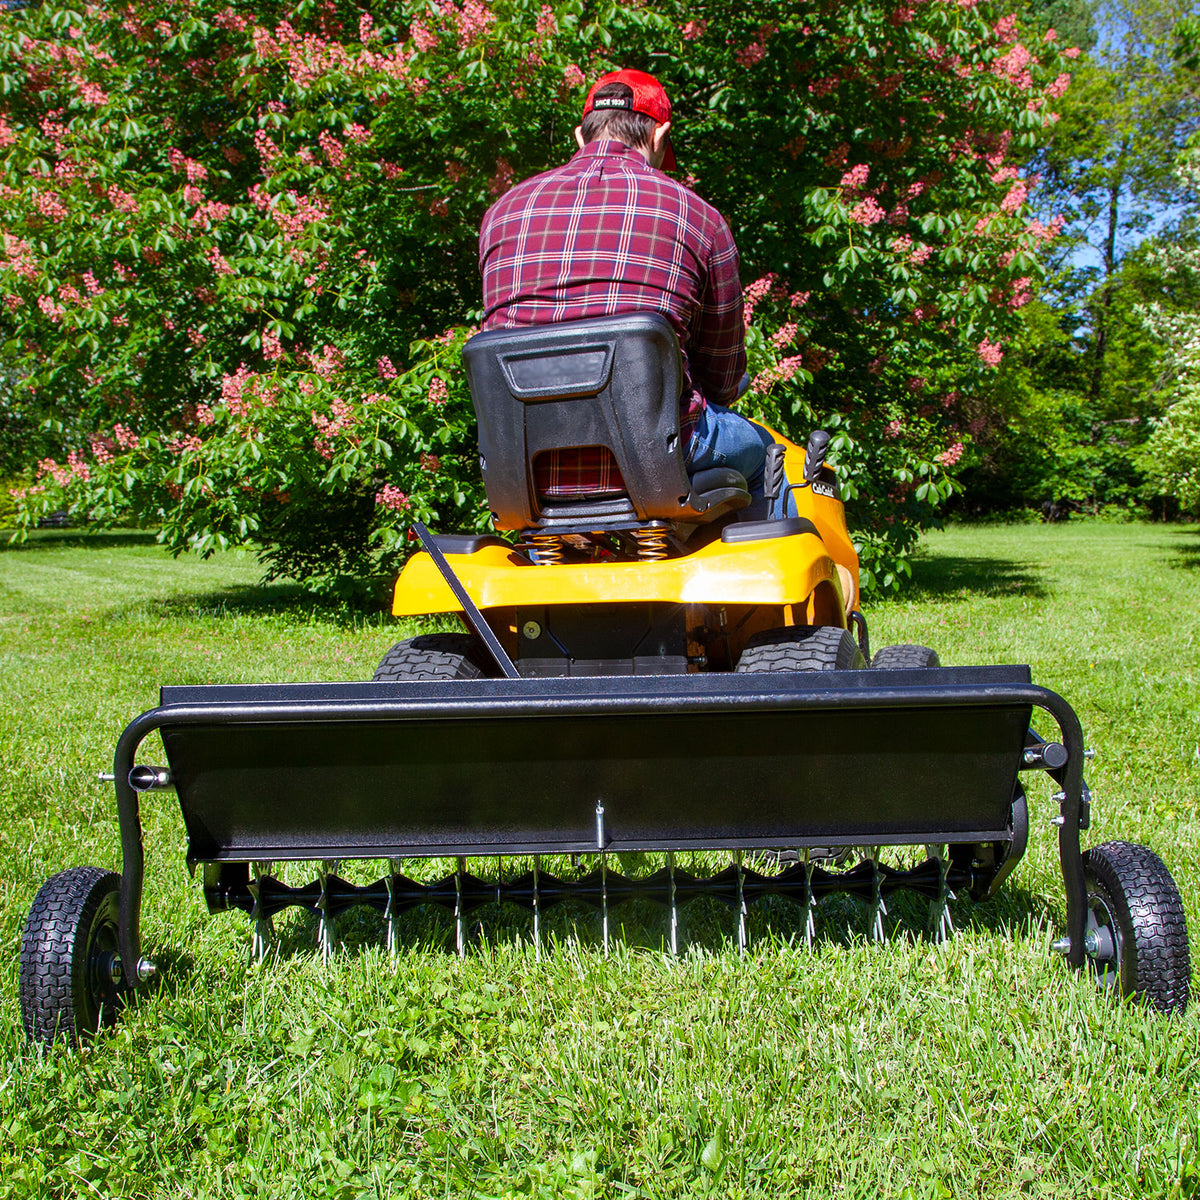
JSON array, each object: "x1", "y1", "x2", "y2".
[
  {"x1": 248, "y1": 861, "x2": 274, "y2": 964},
  {"x1": 734, "y1": 850, "x2": 747, "y2": 953},
  {"x1": 802, "y1": 850, "x2": 817, "y2": 946},
  {"x1": 667, "y1": 852, "x2": 678, "y2": 956},
  {"x1": 600, "y1": 852, "x2": 610, "y2": 956},
  {"x1": 869, "y1": 848, "x2": 888, "y2": 943},
  {"x1": 454, "y1": 857, "x2": 466, "y2": 958},
  {"x1": 384, "y1": 859, "x2": 404, "y2": 958},
  {"x1": 532, "y1": 856, "x2": 541, "y2": 959},
  {"x1": 926, "y1": 847, "x2": 956, "y2": 944},
  {"x1": 317, "y1": 860, "x2": 338, "y2": 962}
]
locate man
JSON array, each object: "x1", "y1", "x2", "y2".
[{"x1": 478, "y1": 68, "x2": 775, "y2": 500}]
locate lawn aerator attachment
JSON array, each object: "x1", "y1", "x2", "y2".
[{"x1": 19, "y1": 314, "x2": 1190, "y2": 1045}]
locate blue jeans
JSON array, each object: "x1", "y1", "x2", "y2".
[{"x1": 686, "y1": 402, "x2": 785, "y2": 509}]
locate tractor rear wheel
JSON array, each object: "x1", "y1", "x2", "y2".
[
  {"x1": 19, "y1": 866, "x2": 123, "y2": 1045},
  {"x1": 1083, "y1": 841, "x2": 1190, "y2": 1014},
  {"x1": 871, "y1": 643, "x2": 941, "y2": 669},
  {"x1": 735, "y1": 625, "x2": 867, "y2": 672},
  {"x1": 373, "y1": 633, "x2": 493, "y2": 681}
]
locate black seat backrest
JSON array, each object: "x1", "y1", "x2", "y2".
[{"x1": 462, "y1": 313, "x2": 750, "y2": 533}]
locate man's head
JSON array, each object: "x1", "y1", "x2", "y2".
[{"x1": 576, "y1": 68, "x2": 676, "y2": 171}]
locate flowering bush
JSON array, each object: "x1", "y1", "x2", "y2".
[{"x1": 1, "y1": 0, "x2": 1074, "y2": 594}]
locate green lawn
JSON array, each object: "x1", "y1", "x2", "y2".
[{"x1": 1, "y1": 523, "x2": 1198, "y2": 1199}]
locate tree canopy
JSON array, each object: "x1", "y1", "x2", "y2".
[{"x1": 2, "y1": 0, "x2": 1077, "y2": 594}]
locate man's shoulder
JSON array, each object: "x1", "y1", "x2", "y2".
[{"x1": 481, "y1": 160, "x2": 578, "y2": 228}]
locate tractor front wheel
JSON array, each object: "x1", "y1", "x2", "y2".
[
  {"x1": 1082, "y1": 841, "x2": 1190, "y2": 1014},
  {"x1": 19, "y1": 866, "x2": 123, "y2": 1046},
  {"x1": 735, "y1": 625, "x2": 866, "y2": 672},
  {"x1": 373, "y1": 633, "x2": 493, "y2": 681},
  {"x1": 871, "y1": 643, "x2": 941, "y2": 669}
]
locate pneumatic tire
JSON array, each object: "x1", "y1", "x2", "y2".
[
  {"x1": 373, "y1": 633, "x2": 493, "y2": 681},
  {"x1": 736, "y1": 625, "x2": 867, "y2": 672},
  {"x1": 19, "y1": 866, "x2": 123, "y2": 1046},
  {"x1": 871, "y1": 643, "x2": 941, "y2": 669},
  {"x1": 1083, "y1": 841, "x2": 1190, "y2": 1014}
]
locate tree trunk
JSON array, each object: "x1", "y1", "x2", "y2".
[{"x1": 1089, "y1": 172, "x2": 1122, "y2": 403}]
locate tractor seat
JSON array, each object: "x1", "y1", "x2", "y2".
[{"x1": 461, "y1": 313, "x2": 752, "y2": 534}]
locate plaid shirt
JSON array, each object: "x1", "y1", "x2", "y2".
[{"x1": 479, "y1": 141, "x2": 746, "y2": 498}]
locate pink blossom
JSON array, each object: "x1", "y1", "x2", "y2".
[
  {"x1": 427, "y1": 377, "x2": 448, "y2": 405},
  {"x1": 825, "y1": 143, "x2": 849, "y2": 168},
  {"x1": 90, "y1": 437, "x2": 114, "y2": 464},
  {"x1": 59, "y1": 283, "x2": 82, "y2": 305},
  {"x1": 1000, "y1": 180, "x2": 1028, "y2": 214},
  {"x1": 935, "y1": 442, "x2": 964, "y2": 467},
  {"x1": 310, "y1": 343, "x2": 345, "y2": 378},
  {"x1": 205, "y1": 245, "x2": 234, "y2": 275},
  {"x1": 113, "y1": 422, "x2": 140, "y2": 451},
  {"x1": 1064, "y1": 47, "x2": 1080, "y2": 59},
  {"x1": 453, "y1": 1, "x2": 497, "y2": 50},
  {"x1": 347, "y1": 123, "x2": 371, "y2": 145},
  {"x1": 420, "y1": 453, "x2": 441, "y2": 474},
  {"x1": 750, "y1": 355, "x2": 803, "y2": 395},
  {"x1": 195, "y1": 404, "x2": 215, "y2": 425},
  {"x1": 771, "y1": 322, "x2": 798, "y2": 349},
  {"x1": 977, "y1": 338, "x2": 1004, "y2": 368},
  {"x1": 4, "y1": 294, "x2": 23, "y2": 311},
  {"x1": 0, "y1": 118, "x2": 14, "y2": 148},
  {"x1": 380, "y1": 161, "x2": 404, "y2": 180},
  {"x1": 1045, "y1": 73, "x2": 1070, "y2": 99},
  {"x1": 994, "y1": 15, "x2": 1018, "y2": 43},
  {"x1": 736, "y1": 41, "x2": 766, "y2": 68},
  {"x1": 840, "y1": 164, "x2": 870, "y2": 191},
  {"x1": 790, "y1": 291, "x2": 811, "y2": 308},
  {"x1": 82, "y1": 271, "x2": 104, "y2": 296},
  {"x1": 884, "y1": 419, "x2": 902, "y2": 440},
  {"x1": 215, "y1": 8, "x2": 249, "y2": 32},
  {"x1": 849, "y1": 197, "x2": 886, "y2": 226},
  {"x1": 220, "y1": 366, "x2": 256, "y2": 416},
  {"x1": 188, "y1": 328, "x2": 207, "y2": 347},
  {"x1": 318, "y1": 129, "x2": 345, "y2": 167},
  {"x1": 359, "y1": 12, "x2": 374, "y2": 41},
  {"x1": 183, "y1": 184, "x2": 205, "y2": 207},
  {"x1": 1009, "y1": 277, "x2": 1033, "y2": 308},
  {"x1": 409, "y1": 19, "x2": 438, "y2": 51},
  {"x1": 1043, "y1": 28, "x2": 1057, "y2": 42},
  {"x1": 36, "y1": 192, "x2": 69, "y2": 222},
  {"x1": 263, "y1": 330, "x2": 284, "y2": 361},
  {"x1": 79, "y1": 81, "x2": 109, "y2": 106},
  {"x1": 376, "y1": 484, "x2": 411, "y2": 511},
  {"x1": 888, "y1": 6, "x2": 914, "y2": 25},
  {"x1": 377, "y1": 356, "x2": 398, "y2": 380},
  {"x1": 910, "y1": 243, "x2": 934, "y2": 265},
  {"x1": 37, "y1": 295, "x2": 65, "y2": 322},
  {"x1": 682, "y1": 20, "x2": 707, "y2": 40},
  {"x1": 536, "y1": 6, "x2": 557, "y2": 37},
  {"x1": 563, "y1": 63, "x2": 586, "y2": 89}
]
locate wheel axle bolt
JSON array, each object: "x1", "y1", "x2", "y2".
[
  {"x1": 1085, "y1": 929, "x2": 1102, "y2": 956},
  {"x1": 137, "y1": 957, "x2": 157, "y2": 982},
  {"x1": 1051, "y1": 936, "x2": 1071, "y2": 956},
  {"x1": 1050, "y1": 815, "x2": 1066, "y2": 827}
]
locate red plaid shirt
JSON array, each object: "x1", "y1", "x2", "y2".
[{"x1": 479, "y1": 140, "x2": 746, "y2": 498}]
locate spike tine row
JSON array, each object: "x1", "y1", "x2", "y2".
[{"x1": 213, "y1": 848, "x2": 966, "y2": 957}]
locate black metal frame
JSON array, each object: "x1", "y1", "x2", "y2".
[{"x1": 110, "y1": 668, "x2": 1088, "y2": 984}]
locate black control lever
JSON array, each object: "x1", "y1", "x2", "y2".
[{"x1": 803, "y1": 430, "x2": 831, "y2": 485}]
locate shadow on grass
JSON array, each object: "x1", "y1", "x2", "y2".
[
  {"x1": 1168, "y1": 528, "x2": 1200, "y2": 572},
  {"x1": 1, "y1": 528, "x2": 162, "y2": 552},
  {"x1": 898, "y1": 552, "x2": 1049, "y2": 601}
]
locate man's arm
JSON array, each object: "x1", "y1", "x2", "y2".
[{"x1": 689, "y1": 219, "x2": 747, "y2": 406}]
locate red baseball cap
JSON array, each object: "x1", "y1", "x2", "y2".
[{"x1": 582, "y1": 68, "x2": 677, "y2": 171}]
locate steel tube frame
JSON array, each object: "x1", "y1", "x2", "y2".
[{"x1": 112, "y1": 675, "x2": 1088, "y2": 985}]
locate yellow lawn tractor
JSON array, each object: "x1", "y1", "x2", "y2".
[{"x1": 19, "y1": 313, "x2": 1190, "y2": 1044}]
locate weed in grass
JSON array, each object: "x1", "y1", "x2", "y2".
[{"x1": 1, "y1": 525, "x2": 1198, "y2": 1198}]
